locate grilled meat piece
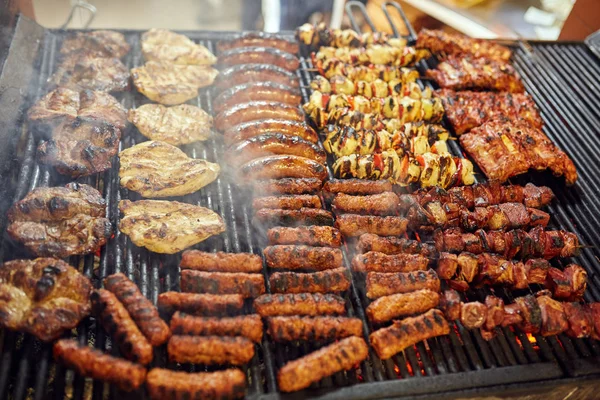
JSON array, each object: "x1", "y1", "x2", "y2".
[
  {"x1": 28, "y1": 88, "x2": 127, "y2": 137},
  {"x1": 370, "y1": 309, "x2": 450, "y2": 360},
  {"x1": 7, "y1": 183, "x2": 111, "y2": 258},
  {"x1": 267, "y1": 226, "x2": 342, "y2": 247},
  {"x1": 427, "y1": 56, "x2": 524, "y2": 92},
  {"x1": 229, "y1": 134, "x2": 327, "y2": 166},
  {"x1": 50, "y1": 54, "x2": 130, "y2": 92},
  {"x1": 224, "y1": 119, "x2": 318, "y2": 146},
  {"x1": 536, "y1": 294, "x2": 569, "y2": 337},
  {"x1": 546, "y1": 265, "x2": 587, "y2": 301},
  {"x1": 267, "y1": 316, "x2": 363, "y2": 342},
  {"x1": 180, "y1": 251, "x2": 263, "y2": 273},
  {"x1": 146, "y1": 368, "x2": 246, "y2": 400},
  {"x1": 128, "y1": 104, "x2": 212, "y2": 145},
  {"x1": 461, "y1": 119, "x2": 577, "y2": 184},
  {"x1": 217, "y1": 32, "x2": 299, "y2": 54},
  {"x1": 131, "y1": 61, "x2": 218, "y2": 105},
  {"x1": 278, "y1": 336, "x2": 368, "y2": 392},
  {"x1": 434, "y1": 227, "x2": 579, "y2": 260},
  {"x1": 254, "y1": 293, "x2": 346, "y2": 317},
  {"x1": 38, "y1": 117, "x2": 121, "y2": 177},
  {"x1": 460, "y1": 301, "x2": 487, "y2": 329},
  {"x1": 61, "y1": 30, "x2": 130, "y2": 58},
  {"x1": 438, "y1": 90, "x2": 543, "y2": 135},
  {"x1": 264, "y1": 245, "x2": 342, "y2": 271},
  {"x1": 170, "y1": 312, "x2": 263, "y2": 343},
  {"x1": 564, "y1": 303, "x2": 593, "y2": 339},
  {"x1": 332, "y1": 192, "x2": 399, "y2": 216},
  {"x1": 440, "y1": 289, "x2": 462, "y2": 321},
  {"x1": 269, "y1": 268, "x2": 351, "y2": 294},
  {"x1": 323, "y1": 178, "x2": 393, "y2": 197},
  {"x1": 215, "y1": 64, "x2": 299, "y2": 92},
  {"x1": 416, "y1": 29, "x2": 511, "y2": 61},
  {"x1": 218, "y1": 46, "x2": 300, "y2": 71},
  {"x1": 366, "y1": 269, "x2": 440, "y2": 299},
  {"x1": 104, "y1": 273, "x2": 170, "y2": 346},
  {"x1": 366, "y1": 289, "x2": 440, "y2": 324},
  {"x1": 253, "y1": 194, "x2": 322, "y2": 210},
  {"x1": 0, "y1": 258, "x2": 91, "y2": 341},
  {"x1": 253, "y1": 178, "x2": 323, "y2": 196},
  {"x1": 168, "y1": 335, "x2": 255, "y2": 365},
  {"x1": 119, "y1": 141, "x2": 219, "y2": 197},
  {"x1": 157, "y1": 292, "x2": 244, "y2": 317},
  {"x1": 335, "y1": 214, "x2": 408, "y2": 237},
  {"x1": 119, "y1": 200, "x2": 225, "y2": 254},
  {"x1": 53, "y1": 340, "x2": 146, "y2": 392},
  {"x1": 213, "y1": 82, "x2": 301, "y2": 114},
  {"x1": 239, "y1": 155, "x2": 327, "y2": 182},
  {"x1": 181, "y1": 270, "x2": 265, "y2": 298},
  {"x1": 141, "y1": 29, "x2": 216, "y2": 65},
  {"x1": 352, "y1": 252, "x2": 429, "y2": 273},
  {"x1": 356, "y1": 234, "x2": 437, "y2": 258},
  {"x1": 253, "y1": 207, "x2": 334, "y2": 227},
  {"x1": 91, "y1": 289, "x2": 153, "y2": 365},
  {"x1": 515, "y1": 295, "x2": 542, "y2": 334}
]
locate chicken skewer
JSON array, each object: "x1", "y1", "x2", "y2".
[
  {"x1": 297, "y1": 22, "x2": 406, "y2": 50},
  {"x1": 310, "y1": 75, "x2": 430, "y2": 100},
  {"x1": 313, "y1": 59, "x2": 419, "y2": 82},
  {"x1": 312, "y1": 46, "x2": 430, "y2": 67}
]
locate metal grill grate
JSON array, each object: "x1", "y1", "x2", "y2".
[{"x1": 1, "y1": 4, "x2": 600, "y2": 398}]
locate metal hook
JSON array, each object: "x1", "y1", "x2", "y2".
[
  {"x1": 345, "y1": 1, "x2": 376, "y2": 33},
  {"x1": 381, "y1": 1, "x2": 416, "y2": 40},
  {"x1": 60, "y1": 1, "x2": 97, "y2": 30}
]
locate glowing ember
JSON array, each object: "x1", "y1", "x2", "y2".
[{"x1": 526, "y1": 333, "x2": 536, "y2": 344}]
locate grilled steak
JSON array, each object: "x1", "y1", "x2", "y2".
[{"x1": 50, "y1": 54, "x2": 130, "y2": 92}]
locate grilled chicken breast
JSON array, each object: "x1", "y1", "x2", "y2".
[
  {"x1": 50, "y1": 54, "x2": 130, "y2": 92},
  {"x1": 0, "y1": 258, "x2": 92, "y2": 341},
  {"x1": 7, "y1": 183, "x2": 111, "y2": 258},
  {"x1": 128, "y1": 104, "x2": 212, "y2": 145},
  {"x1": 119, "y1": 200, "x2": 225, "y2": 254},
  {"x1": 119, "y1": 141, "x2": 220, "y2": 197},
  {"x1": 141, "y1": 29, "x2": 216, "y2": 65},
  {"x1": 60, "y1": 30, "x2": 130, "y2": 59},
  {"x1": 131, "y1": 61, "x2": 218, "y2": 105}
]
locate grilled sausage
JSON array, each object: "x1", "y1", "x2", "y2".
[
  {"x1": 254, "y1": 293, "x2": 346, "y2": 317},
  {"x1": 215, "y1": 101, "x2": 303, "y2": 131},
  {"x1": 218, "y1": 47, "x2": 300, "y2": 71},
  {"x1": 267, "y1": 226, "x2": 342, "y2": 247},
  {"x1": 180, "y1": 270, "x2": 265, "y2": 298},
  {"x1": 146, "y1": 368, "x2": 246, "y2": 400},
  {"x1": 332, "y1": 192, "x2": 400, "y2": 216},
  {"x1": 239, "y1": 155, "x2": 327, "y2": 181},
  {"x1": 170, "y1": 312, "x2": 263, "y2": 343},
  {"x1": 157, "y1": 292, "x2": 244, "y2": 317},
  {"x1": 356, "y1": 233, "x2": 437, "y2": 258},
  {"x1": 366, "y1": 269, "x2": 440, "y2": 299},
  {"x1": 253, "y1": 207, "x2": 334, "y2": 227},
  {"x1": 267, "y1": 316, "x2": 363, "y2": 342},
  {"x1": 53, "y1": 339, "x2": 147, "y2": 392},
  {"x1": 229, "y1": 134, "x2": 327, "y2": 166},
  {"x1": 323, "y1": 179, "x2": 393, "y2": 196},
  {"x1": 264, "y1": 245, "x2": 343, "y2": 271},
  {"x1": 214, "y1": 82, "x2": 301, "y2": 114},
  {"x1": 90, "y1": 289, "x2": 153, "y2": 365},
  {"x1": 335, "y1": 214, "x2": 409, "y2": 237},
  {"x1": 253, "y1": 194, "x2": 322, "y2": 210},
  {"x1": 215, "y1": 64, "x2": 299, "y2": 92},
  {"x1": 269, "y1": 268, "x2": 351, "y2": 294},
  {"x1": 180, "y1": 251, "x2": 263, "y2": 273},
  {"x1": 252, "y1": 178, "x2": 322, "y2": 196},
  {"x1": 278, "y1": 336, "x2": 369, "y2": 392},
  {"x1": 370, "y1": 309, "x2": 450, "y2": 359},
  {"x1": 366, "y1": 289, "x2": 440, "y2": 323},
  {"x1": 167, "y1": 335, "x2": 255, "y2": 365},
  {"x1": 352, "y1": 251, "x2": 429, "y2": 273},
  {"x1": 217, "y1": 33, "x2": 299, "y2": 54},
  {"x1": 224, "y1": 119, "x2": 318, "y2": 146},
  {"x1": 103, "y1": 273, "x2": 171, "y2": 346}
]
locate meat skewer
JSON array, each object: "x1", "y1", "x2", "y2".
[
  {"x1": 366, "y1": 269, "x2": 441, "y2": 299},
  {"x1": 367, "y1": 289, "x2": 440, "y2": 323},
  {"x1": 269, "y1": 268, "x2": 351, "y2": 294},
  {"x1": 167, "y1": 335, "x2": 255, "y2": 366},
  {"x1": 170, "y1": 312, "x2": 263, "y2": 343},
  {"x1": 370, "y1": 309, "x2": 450, "y2": 359},
  {"x1": 267, "y1": 226, "x2": 342, "y2": 247},
  {"x1": 352, "y1": 252, "x2": 429, "y2": 273},
  {"x1": 312, "y1": 58, "x2": 419, "y2": 82},
  {"x1": 297, "y1": 23, "x2": 405, "y2": 50},
  {"x1": 267, "y1": 316, "x2": 363, "y2": 342},
  {"x1": 157, "y1": 292, "x2": 244, "y2": 317},
  {"x1": 254, "y1": 293, "x2": 346, "y2": 317},
  {"x1": 146, "y1": 368, "x2": 246, "y2": 400},
  {"x1": 180, "y1": 270, "x2": 265, "y2": 298},
  {"x1": 278, "y1": 336, "x2": 369, "y2": 392},
  {"x1": 180, "y1": 251, "x2": 263, "y2": 273},
  {"x1": 356, "y1": 234, "x2": 438, "y2": 258},
  {"x1": 434, "y1": 226, "x2": 580, "y2": 260},
  {"x1": 312, "y1": 46, "x2": 430, "y2": 67},
  {"x1": 310, "y1": 74, "x2": 429, "y2": 100}
]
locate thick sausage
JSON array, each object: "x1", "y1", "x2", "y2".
[
  {"x1": 356, "y1": 233, "x2": 438, "y2": 258},
  {"x1": 229, "y1": 134, "x2": 327, "y2": 166},
  {"x1": 267, "y1": 226, "x2": 342, "y2": 247},
  {"x1": 253, "y1": 207, "x2": 334, "y2": 227},
  {"x1": 366, "y1": 269, "x2": 440, "y2": 299},
  {"x1": 180, "y1": 270, "x2": 266, "y2": 298},
  {"x1": 146, "y1": 368, "x2": 246, "y2": 400},
  {"x1": 267, "y1": 316, "x2": 363, "y2": 342},
  {"x1": 323, "y1": 178, "x2": 393, "y2": 196},
  {"x1": 366, "y1": 289, "x2": 440, "y2": 323},
  {"x1": 264, "y1": 245, "x2": 343, "y2": 271},
  {"x1": 217, "y1": 33, "x2": 299, "y2": 54},
  {"x1": 351, "y1": 251, "x2": 429, "y2": 273},
  {"x1": 335, "y1": 214, "x2": 409, "y2": 237},
  {"x1": 332, "y1": 192, "x2": 400, "y2": 216},
  {"x1": 215, "y1": 101, "x2": 303, "y2": 131},
  {"x1": 167, "y1": 335, "x2": 255, "y2": 365},
  {"x1": 215, "y1": 64, "x2": 299, "y2": 92},
  {"x1": 252, "y1": 178, "x2": 323, "y2": 195},
  {"x1": 269, "y1": 268, "x2": 351, "y2": 293},
  {"x1": 170, "y1": 312, "x2": 263, "y2": 343},
  {"x1": 253, "y1": 194, "x2": 322, "y2": 210},
  {"x1": 213, "y1": 82, "x2": 301, "y2": 114},
  {"x1": 180, "y1": 251, "x2": 263, "y2": 273},
  {"x1": 218, "y1": 47, "x2": 300, "y2": 71},
  {"x1": 224, "y1": 119, "x2": 319, "y2": 146},
  {"x1": 254, "y1": 293, "x2": 346, "y2": 317},
  {"x1": 157, "y1": 292, "x2": 244, "y2": 317},
  {"x1": 239, "y1": 155, "x2": 327, "y2": 181}
]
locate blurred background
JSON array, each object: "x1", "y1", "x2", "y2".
[{"x1": 14, "y1": 0, "x2": 597, "y2": 40}]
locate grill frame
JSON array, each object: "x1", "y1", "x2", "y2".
[{"x1": 0, "y1": 6, "x2": 600, "y2": 399}]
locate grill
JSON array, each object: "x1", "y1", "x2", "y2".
[{"x1": 1, "y1": 1, "x2": 600, "y2": 398}]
